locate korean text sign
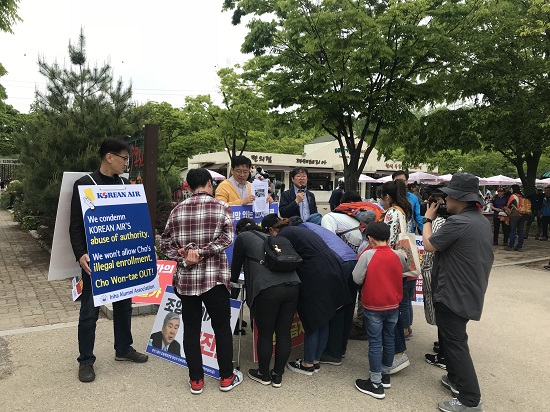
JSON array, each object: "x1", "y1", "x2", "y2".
[
  {"x1": 78, "y1": 184, "x2": 159, "y2": 306},
  {"x1": 146, "y1": 285, "x2": 242, "y2": 379},
  {"x1": 225, "y1": 203, "x2": 279, "y2": 265}
]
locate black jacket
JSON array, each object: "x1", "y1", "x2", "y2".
[
  {"x1": 69, "y1": 170, "x2": 129, "y2": 262},
  {"x1": 279, "y1": 187, "x2": 318, "y2": 218}
]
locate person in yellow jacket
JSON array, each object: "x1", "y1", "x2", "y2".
[{"x1": 216, "y1": 155, "x2": 273, "y2": 206}]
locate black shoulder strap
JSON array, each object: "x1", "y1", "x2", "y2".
[{"x1": 248, "y1": 231, "x2": 267, "y2": 264}]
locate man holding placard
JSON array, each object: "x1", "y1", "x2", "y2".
[{"x1": 70, "y1": 137, "x2": 149, "y2": 383}]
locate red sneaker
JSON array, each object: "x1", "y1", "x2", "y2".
[
  {"x1": 189, "y1": 379, "x2": 204, "y2": 395},
  {"x1": 219, "y1": 369, "x2": 243, "y2": 392}
]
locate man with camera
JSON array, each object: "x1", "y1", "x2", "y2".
[
  {"x1": 422, "y1": 173, "x2": 493, "y2": 412},
  {"x1": 279, "y1": 167, "x2": 318, "y2": 219}
]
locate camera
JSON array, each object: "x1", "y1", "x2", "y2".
[{"x1": 420, "y1": 193, "x2": 452, "y2": 217}]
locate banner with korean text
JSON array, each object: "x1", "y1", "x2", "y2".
[
  {"x1": 132, "y1": 260, "x2": 177, "y2": 304},
  {"x1": 78, "y1": 184, "x2": 159, "y2": 306},
  {"x1": 146, "y1": 285, "x2": 242, "y2": 379},
  {"x1": 225, "y1": 203, "x2": 278, "y2": 265}
]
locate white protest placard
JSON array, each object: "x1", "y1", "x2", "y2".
[
  {"x1": 78, "y1": 184, "x2": 159, "y2": 306},
  {"x1": 146, "y1": 285, "x2": 242, "y2": 379},
  {"x1": 252, "y1": 180, "x2": 269, "y2": 214},
  {"x1": 48, "y1": 172, "x2": 88, "y2": 281}
]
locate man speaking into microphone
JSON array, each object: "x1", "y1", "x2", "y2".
[{"x1": 279, "y1": 167, "x2": 318, "y2": 219}]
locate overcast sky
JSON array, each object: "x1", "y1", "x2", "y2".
[{"x1": 0, "y1": 1, "x2": 251, "y2": 113}]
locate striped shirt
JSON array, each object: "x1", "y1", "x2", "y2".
[{"x1": 160, "y1": 191, "x2": 235, "y2": 296}]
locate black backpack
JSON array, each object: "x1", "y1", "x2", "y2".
[{"x1": 250, "y1": 231, "x2": 303, "y2": 272}]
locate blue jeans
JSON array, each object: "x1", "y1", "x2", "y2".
[
  {"x1": 509, "y1": 215, "x2": 527, "y2": 249},
  {"x1": 304, "y1": 323, "x2": 329, "y2": 364},
  {"x1": 399, "y1": 279, "x2": 416, "y2": 329},
  {"x1": 364, "y1": 309, "x2": 399, "y2": 384}
]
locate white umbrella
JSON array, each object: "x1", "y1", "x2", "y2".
[
  {"x1": 408, "y1": 171, "x2": 439, "y2": 183},
  {"x1": 376, "y1": 175, "x2": 393, "y2": 183},
  {"x1": 208, "y1": 169, "x2": 226, "y2": 181},
  {"x1": 436, "y1": 174, "x2": 454, "y2": 183},
  {"x1": 358, "y1": 174, "x2": 378, "y2": 183},
  {"x1": 482, "y1": 174, "x2": 517, "y2": 186}
]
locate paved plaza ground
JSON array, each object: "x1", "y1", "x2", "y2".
[{"x1": 1, "y1": 207, "x2": 549, "y2": 411}]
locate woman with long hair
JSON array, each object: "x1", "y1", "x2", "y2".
[
  {"x1": 378, "y1": 179, "x2": 413, "y2": 373},
  {"x1": 261, "y1": 214, "x2": 352, "y2": 376},
  {"x1": 506, "y1": 184, "x2": 527, "y2": 251},
  {"x1": 230, "y1": 218, "x2": 300, "y2": 388}
]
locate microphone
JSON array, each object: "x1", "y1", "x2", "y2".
[{"x1": 299, "y1": 185, "x2": 306, "y2": 193}]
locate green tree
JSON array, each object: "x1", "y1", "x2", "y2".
[
  {"x1": 15, "y1": 30, "x2": 144, "y2": 245},
  {"x1": 0, "y1": 0, "x2": 21, "y2": 99},
  {"x1": 0, "y1": 99, "x2": 22, "y2": 155},
  {"x1": 382, "y1": 0, "x2": 550, "y2": 194},
  {"x1": 224, "y1": 0, "x2": 470, "y2": 190}
]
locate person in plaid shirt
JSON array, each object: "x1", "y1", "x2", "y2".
[{"x1": 160, "y1": 168, "x2": 242, "y2": 394}]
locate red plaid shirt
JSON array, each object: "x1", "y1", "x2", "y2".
[{"x1": 160, "y1": 191, "x2": 235, "y2": 296}]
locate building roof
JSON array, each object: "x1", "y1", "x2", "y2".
[{"x1": 308, "y1": 135, "x2": 335, "y2": 144}]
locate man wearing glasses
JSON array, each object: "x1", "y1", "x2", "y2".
[
  {"x1": 215, "y1": 155, "x2": 256, "y2": 206},
  {"x1": 69, "y1": 137, "x2": 148, "y2": 383}
]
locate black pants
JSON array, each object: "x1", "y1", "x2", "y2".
[
  {"x1": 326, "y1": 260, "x2": 357, "y2": 358},
  {"x1": 78, "y1": 271, "x2": 133, "y2": 365},
  {"x1": 493, "y1": 216, "x2": 510, "y2": 244},
  {"x1": 178, "y1": 284, "x2": 234, "y2": 381},
  {"x1": 253, "y1": 284, "x2": 299, "y2": 375},
  {"x1": 542, "y1": 216, "x2": 550, "y2": 238},
  {"x1": 435, "y1": 303, "x2": 480, "y2": 407}
]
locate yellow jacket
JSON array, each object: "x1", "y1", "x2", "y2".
[{"x1": 215, "y1": 179, "x2": 252, "y2": 206}]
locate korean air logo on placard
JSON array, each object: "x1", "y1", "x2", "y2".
[{"x1": 96, "y1": 191, "x2": 142, "y2": 199}]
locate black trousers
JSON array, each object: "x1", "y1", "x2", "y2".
[
  {"x1": 435, "y1": 303, "x2": 480, "y2": 407},
  {"x1": 253, "y1": 284, "x2": 299, "y2": 375},
  {"x1": 78, "y1": 271, "x2": 133, "y2": 365},
  {"x1": 492, "y1": 216, "x2": 510, "y2": 244},
  {"x1": 326, "y1": 260, "x2": 357, "y2": 358},
  {"x1": 178, "y1": 285, "x2": 234, "y2": 381}
]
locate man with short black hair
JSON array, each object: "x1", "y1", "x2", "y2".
[
  {"x1": 423, "y1": 173, "x2": 493, "y2": 412},
  {"x1": 161, "y1": 168, "x2": 242, "y2": 394},
  {"x1": 280, "y1": 167, "x2": 318, "y2": 219},
  {"x1": 215, "y1": 155, "x2": 255, "y2": 206},
  {"x1": 70, "y1": 137, "x2": 148, "y2": 383}
]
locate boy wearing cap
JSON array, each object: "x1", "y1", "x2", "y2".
[
  {"x1": 489, "y1": 188, "x2": 510, "y2": 245},
  {"x1": 352, "y1": 222, "x2": 408, "y2": 399}
]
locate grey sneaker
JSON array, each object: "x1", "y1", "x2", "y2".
[
  {"x1": 389, "y1": 353, "x2": 410, "y2": 374},
  {"x1": 438, "y1": 398, "x2": 483, "y2": 412},
  {"x1": 441, "y1": 375, "x2": 459, "y2": 396}
]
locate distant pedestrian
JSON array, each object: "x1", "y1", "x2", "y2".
[
  {"x1": 505, "y1": 184, "x2": 528, "y2": 251},
  {"x1": 329, "y1": 181, "x2": 345, "y2": 211}
]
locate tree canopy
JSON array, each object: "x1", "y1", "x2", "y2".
[
  {"x1": 377, "y1": 0, "x2": 550, "y2": 193},
  {"x1": 223, "y1": 0, "x2": 475, "y2": 189},
  {"x1": 15, "y1": 30, "x2": 144, "y2": 245}
]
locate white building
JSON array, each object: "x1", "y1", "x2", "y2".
[{"x1": 186, "y1": 136, "x2": 433, "y2": 212}]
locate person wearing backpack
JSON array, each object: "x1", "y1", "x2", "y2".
[
  {"x1": 230, "y1": 218, "x2": 300, "y2": 388},
  {"x1": 261, "y1": 214, "x2": 352, "y2": 376},
  {"x1": 505, "y1": 184, "x2": 528, "y2": 251}
]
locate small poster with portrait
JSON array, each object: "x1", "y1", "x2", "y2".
[{"x1": 146, "y1": 285, "x2": 242, "y2": 379}]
